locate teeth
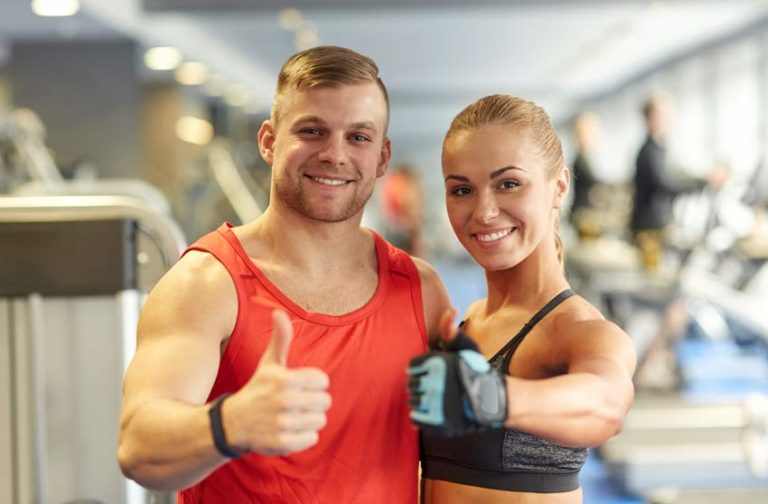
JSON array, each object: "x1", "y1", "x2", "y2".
[
  {"x1": 477, "y1": 229, "x2": 511, "y2": 242},
  {"x1": 311, "y1": 176, "x2": 346, "y2": 186}
]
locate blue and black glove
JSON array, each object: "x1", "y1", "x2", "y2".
[{"x1": 407, "y1": 331, "x2": 508, "y2": 437}]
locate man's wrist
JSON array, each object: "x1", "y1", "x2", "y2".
[{"x1": 208, "y1": 393, "x2": 247, "y2": 459}]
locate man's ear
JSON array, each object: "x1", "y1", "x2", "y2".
[
  {"x1": 554, "y1": 166, "x2": 570, "y2": 209},
  {"x1": 257, "y1": 120, "x2": 276, "y2": 166},
  {"x1": 376, "y1": 137, "x2": 392, "y2": 178}
]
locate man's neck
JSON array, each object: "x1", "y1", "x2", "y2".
[{"x1": 242, "y1": 207, "x2": 374, "y2": 276}]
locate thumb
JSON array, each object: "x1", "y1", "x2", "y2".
[
  {"x1": 438, "y1": 307, "x2": 459, "y2": 345},
  {"x1": 262, "y1": 309, "x2": 294, "y2": 366}
]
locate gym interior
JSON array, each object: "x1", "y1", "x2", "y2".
[{"x1": 1, "y1": 1, "x2": 768, "y2": 503}]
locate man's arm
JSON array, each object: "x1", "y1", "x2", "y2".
[
  {"x1": 411, "y1": 257, "x2": 453, "y2": 346},
  {"x1": 117, "y1": 251, "x2": 331, "y2": 491}
]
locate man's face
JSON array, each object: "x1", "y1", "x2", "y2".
[
  {"x1": 258, "y1": 82, "x2": 391, "y2": 223},
  {"x1": 648, "y1": 97, "x2": 674, "y2": 139}
]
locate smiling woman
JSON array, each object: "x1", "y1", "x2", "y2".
[
  {"x1": 442, "y1": 96, "x2": 569, "y2": 272},
  {"x1": 408, "y1": 94, "x2": 637, "y2": 504}
]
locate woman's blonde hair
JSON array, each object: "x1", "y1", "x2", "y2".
[{"x1": 444, "y1": 94, "x2": 566, "y2": 265}]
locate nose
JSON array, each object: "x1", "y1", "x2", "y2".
[
  {"x1": 474, "y1": 191, "x2": 500, "y2": 225},
  {"x1": 317, "y1": 134, "x2": 347, "y2": 166}
]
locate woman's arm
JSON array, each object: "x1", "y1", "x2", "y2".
[{"x1": 503, "y1": 319, "x2": 636, "y2": 447}]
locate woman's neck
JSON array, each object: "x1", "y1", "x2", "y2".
[{"x1": 483, "y1": 246, "x2": 569, "y2": 315}]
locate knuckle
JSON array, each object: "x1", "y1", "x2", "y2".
[{"x1": 318, "y1": 391, "x2": 332, "y2": 410}]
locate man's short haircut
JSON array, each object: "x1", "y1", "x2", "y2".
[
  {"x1": 642, "y1": 92, "x2": 671, "y2": 119},
  {"x1": 270, "y1": 45, "x2": 390, "y2": 132}
]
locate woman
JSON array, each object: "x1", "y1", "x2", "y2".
[{"x1": 409, "y1": 95, "x2": 636, "y2": 503}]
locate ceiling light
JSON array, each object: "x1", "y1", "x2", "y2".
[
  {"x1": 31, "y1": 0, "x2": 80, "y2": 17},
  {"x1": 176, "y1": 116, "x2": 213, "y2": 146},
  {"x1": 225, "y1": 85, "x2": 251, "y2": 108},
  {"x1": 205, "y1": 74, "x2": 227, "y2": 97},
  {"x1": 144, "y1": 46, "x2": 182, "y2": 71},
  {"x1": 175, "y1": 62, "x2": 209, "y2": 86},
  {"x1": 295, "y1": 22, "x2": 319, "y2": 51},
  {"x1": 278, "y1": 8, "x2": 304, "y2": 30}
]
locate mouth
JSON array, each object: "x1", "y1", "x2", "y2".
[
  {"x1": 306, "y1": 175, "x2": 352, "y2": 186},
  {"x1": 474, "y1": 227, "x2": 514, "y2": 244}
]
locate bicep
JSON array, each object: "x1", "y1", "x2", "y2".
[{"x1": 122, "y1": 254, "x2": 237, "y2": 415}]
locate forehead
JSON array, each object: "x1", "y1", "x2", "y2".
[
  {"x1": 278, "y1": 83, "x2": 388, "y2": 131},
  {"x1": 443, "y1": 124, "x2": 543, "y2": 173}
]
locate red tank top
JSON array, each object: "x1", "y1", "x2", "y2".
[{"x1": 178, "y1": 223, "x2": 427, "y2": 503}]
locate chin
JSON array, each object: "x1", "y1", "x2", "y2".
[
  {"x1": 471, "y1": 252, "x2": 520, "y2": 272},
  {"x1": 482, "y1": 260, "x2": 519, "y2": 272}
]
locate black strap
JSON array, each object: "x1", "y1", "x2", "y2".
[
  {"x1": 492, "y1": 288, "x2": 575, "y2": 368},
  {"x1": 209, "y1": 393, "x2": 244, "y2": 459}
]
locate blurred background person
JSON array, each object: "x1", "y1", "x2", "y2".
[
  {"x1": 569, "y1": 111, "x2": 602, "y2": 235},
  {"x1": 630, "y1": 93, "x2": 707, "y2": 270},
  {"x1": 378, "y1": 163, "x2": 427, "y2": 257}
]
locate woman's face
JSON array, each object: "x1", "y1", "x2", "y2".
[{"x1": 442, "y1": 124, "x2": 567, "y2": 271}]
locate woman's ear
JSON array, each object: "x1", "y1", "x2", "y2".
[{"x1": 553, "y1": 166, "x2": 570, "y2": 209}]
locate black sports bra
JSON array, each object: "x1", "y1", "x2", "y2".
[{"x1": 421, "y1": 289, "x2": 589, "y2": 493}]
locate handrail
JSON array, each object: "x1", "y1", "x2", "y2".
[
  {"x1": 0, "y1": 195, "x2": 187, "y2": 267},
  {"x1": 12, "y1": 179, "x2": 172, "y2": 216}
]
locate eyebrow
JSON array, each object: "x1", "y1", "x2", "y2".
[
  {"x1": 352, "y1": 121, "x2": 379, "y2": 133},
  {"x1": 293, "y1": 116, "x2": 379, "y2": 133},
  {"x1": 293, "y1": 115, "x2": 325, "y2": 126},
  {"x1": 444, "y1": 165, "x2": 524, "y2": 182}
]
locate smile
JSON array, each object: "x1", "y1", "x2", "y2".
[
  {"x1": 475, "y1": 228, "x2": 513, "y2": 242},
  {"x1": 309, "y1": 176, "x2": 349, "y2": 186}
]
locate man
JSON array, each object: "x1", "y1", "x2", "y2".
[
  {"x1": 569, "y1": 111, "x2": 601, "y2": 233},
  {"x1": 630, "y1": 93, "x2": 704, "y2": 239},
  {"x1": 118, "y1": 46, "x2": 450, "y2": 503}
]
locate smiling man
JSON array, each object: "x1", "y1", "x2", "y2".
[{"x1": 117, "y1": 46, "x2": 451, "y2": 503}]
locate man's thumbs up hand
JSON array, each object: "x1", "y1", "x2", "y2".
[{"x1": 219, "y1": 310, "x2": 332, "y2": 456}]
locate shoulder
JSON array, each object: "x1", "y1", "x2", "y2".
[
  {"x1": 139, "y1": 250, "x2": 237, "y2": 343},
  {"x1": 411, "y1": 256, "x2": 452, "y2": 340},
  {"x1": 411, "y1": 256, "x2": 440, "y2": 285},
  {"x1": 411, "y1": 256, "x2": 449, "y2": 308},
  {"x1": 549, "y1": 297, "x2": 636, "y2": 372},
  {"x1": 463, "y1": 298, "x2": 486, "y2": 321},
  {"x1": 168, "y1": 250, "x2": 234, "y2": 292}
]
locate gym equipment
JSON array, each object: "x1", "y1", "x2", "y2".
[{"x1": 0, "y1": 195, "x2": 185, "y2": 504}]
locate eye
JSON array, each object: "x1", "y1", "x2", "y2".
[
  {"x1": 350, "y1": 133, "x2": 371, "y2": 142},
  {"x1": 449, "y1": 186, "x2": 472, "y2": 197},
  {"x1": 498, "y1": 179, "x2": 520, "y2": 190},
  {"x1": 299, "y1": 127, "x2": 323, "y2": 136}
]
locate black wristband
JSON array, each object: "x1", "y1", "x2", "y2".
[{"x1": 208, "y1": 393, "x2": 244, "y2": 459}]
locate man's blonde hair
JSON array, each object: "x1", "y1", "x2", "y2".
[{"x1": 271, "y1": 45, "x2": 389, "y2": 131}]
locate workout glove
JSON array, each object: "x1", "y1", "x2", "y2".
[{"x1": 407, "y1": 331, "x2": 508, "y2": 437}]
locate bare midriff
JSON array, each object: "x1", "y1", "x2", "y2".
[{"x1": 423, "y1": 479, "x2": 583, "y2": 504}]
